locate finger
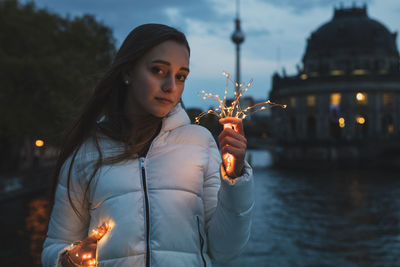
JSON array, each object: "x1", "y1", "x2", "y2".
[
  {"x1": 80, "y1": 242, "x2": 97, "y2": 252},
  {"x1": 89, "y1": 222, "x2": 112, "y2": 240},
  {"x1": 84, "y1": 235, "x2": 99, "y2": 244},
  {"x1": 218, "y1": 128, "x2": 247, "y2": 144},
  {"x1": 219, "y1": 136, "x2": 246, "y2": 150}
]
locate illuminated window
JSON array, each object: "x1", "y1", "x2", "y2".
[
  {"x1": 330, "y1": 70, "x2": 344, "y2": 76},
  {"x1": 307, "y1": 95, "x2": 316, "y2": 107},
  {"x1": 383, "y1": 93, "x2": 393, "y2": 106},
  {"x1": 300, "y1": 74, "x2": 308, "y2": 80},
  {"x1": 356, "y1": 92, "x2": 368, "y2": 105},
  {"x1": 330, "y1": 93, "x2": 341, "y2": 106},
  {"x1": 352, "y1": 69, "x2": 367, "y2": 75},
  {"x1": 290, "y1": 97, "x2": 296, "y2": 108}
]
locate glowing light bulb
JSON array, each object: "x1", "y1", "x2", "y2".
[
  {"x1": 356, "y1": 92, "x2": 365, "y2": 101},
  {"x1": 356, "y1": 116, "x2": 365, "y2": 124},
  {"x1": 35, "y1": 139, "x2": 44, "y2": 147},
  {"x1": 222, "y1": 123, "x2": 238, "y2": 175},
  {"x1": 82, "y1": 253, "x2": 92, "y2": 260},
  {"x1": 339, "y1": 117, "x2": 345, "y2": 128}
]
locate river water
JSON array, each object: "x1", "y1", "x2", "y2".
[
  {"x1": 215, "y1": 150, "x2": 400, "y2": 267},
  {"x1": 3, "y1": 150, "x2": 400, "y2": 266}
]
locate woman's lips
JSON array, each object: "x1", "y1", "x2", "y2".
[{"x1": 155, "y1": 97, "x2": 173, "y2": 104}]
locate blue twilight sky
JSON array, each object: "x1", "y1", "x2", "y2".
[{"x1": 21, "y1": 0, "x2": 400, "y2": 109}]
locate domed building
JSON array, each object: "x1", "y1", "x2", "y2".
[{"x1": 269, "y1": 5, "x2": 400, "y2": 165}]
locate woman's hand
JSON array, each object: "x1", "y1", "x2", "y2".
[
  {"x1": 65, "y1": 235, "x2": 98, "y2": 266},
  {"x1": 218, "y1": 117, "x2": 247, "y2": 178},
  {"x1": 61, "y1": 222, "x2": 112, "y2": 267}
]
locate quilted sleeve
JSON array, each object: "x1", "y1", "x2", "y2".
[
  {"x1": 41, "y1": 156, "x2": 91, "y2": 267},
  {"x1": 202, "y1": 133, "x2": 254, "y2": 263}
]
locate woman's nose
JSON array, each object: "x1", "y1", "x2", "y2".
[{"x1": 161, "y1": 74, "x2": 176, "y2": 92}]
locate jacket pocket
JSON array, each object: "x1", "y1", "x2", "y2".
[{"x1": 196, "y1": 216, "x2": 207, "y2": 267}]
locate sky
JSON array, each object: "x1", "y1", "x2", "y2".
[{"x1": 21, "y1": 0, "x2": 400, "y2": 109}]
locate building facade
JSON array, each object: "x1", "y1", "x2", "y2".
[{"x1": 269, "y1": 5, "x2": 400, "y2": 165}]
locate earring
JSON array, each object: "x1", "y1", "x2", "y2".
[{"x1": 124, "y1": 80, "x2": 129, "y2": 85}]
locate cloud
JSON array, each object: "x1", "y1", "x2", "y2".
[
  {"x1": 18, "y1": 0, "x2": 400, "y2": 108},
  {"x1": 255, "y1": 0, "x2": 374, "y2": 14}
]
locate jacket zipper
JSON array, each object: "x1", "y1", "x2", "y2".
[
  {"x1": 196, "y1": 216, "x2": 207, "y2": 267},
  {"x1": 140, "y1": 157, "x2": 151, "y2": 267}
]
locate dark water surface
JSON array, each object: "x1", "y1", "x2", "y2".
[
  {"x1": 2, "y1": 151, "x2": 400, "y2": 266},
  {"x1": 216, "y1": 151, "x2": 400, "y2": 266}
]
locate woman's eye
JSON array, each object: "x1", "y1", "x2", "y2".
[
  {"x1": 176, "y1": 74, "x2": 187, "y2": 82},
  {"x1": 151, "y1": 66, "x2": 164, "y2": 75}
]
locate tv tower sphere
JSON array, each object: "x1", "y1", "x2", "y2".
[{"x1": 231, "y1": 19, "x2": 245, "y2": 44}]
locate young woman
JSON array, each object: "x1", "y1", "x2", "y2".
[{"x1": 42, "y1": 23, "x2": 254, "y2": 267}]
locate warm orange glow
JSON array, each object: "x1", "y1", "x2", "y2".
[
  {"x1": 330, "y1": 70, "x2": 344, "y2": 76},
  {"x1": 25, "y1": 197, "x2": 50, "y2": 265},
  {"x1": 352, "y1": 69, "x2": 367, "y2": 75},
  {"x1": 70, "y1": 221, "x2": 114, "y2": 266},
  {"x1": 300, "y1": 74, "x2": 308, "y2": 80},
  {"x1": 82, "y1": 253, "x2": 92, "y2": 260},
  {"x1": 91, "y1": 221, "x2": 114, "y2": 240},
  {"x1": 224, "y1": 123, "x2": 236, "y2": 131},
  {"x1": 356, "y1": 116, "x2": 366, "y2": 125},
  {"x1": 339, "y1": 117, "x2": 345, "y2": 128},
  {"x1": 223, "y1": 153, "x2": 235, "y2": 174},
  {"x1": 35, "y1": 139, "x2": 44, "y2": 147},
  {"x1": 388, "y1": 124, "x2": 394, "y2": 134},
  {"x1": 222, "y1": 123, "x2": 238, "y2": 175},
  {"x1": 356, "y1": 93, "x2": 365, "y2": 101},
  {"x1": 356, "y1": 92, "x2": 368, "y2": 105},
  {"x1": 330, "y1": 93, "x2": 341, "y2": 106},
  {"x1": 306, "y1": 95, "x2": 316, "y2": 107}
]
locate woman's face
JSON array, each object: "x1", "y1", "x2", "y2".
[{"x1": 124, "y1": 40, "x2": 190, "y2": 119}]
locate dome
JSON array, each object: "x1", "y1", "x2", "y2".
[{"x1": 303, "y1": 6, "x2": 398, "y2": 64}]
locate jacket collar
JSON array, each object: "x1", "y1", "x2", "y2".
[{"x1": 160, "y1": 103, "x2": 191, "y2": 132}]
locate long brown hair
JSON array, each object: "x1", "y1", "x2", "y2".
[{"x1": 52, "y1": 24, "x2": 190, "y2": 217}]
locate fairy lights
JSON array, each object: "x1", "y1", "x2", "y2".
[
  {"x1": 91, "y1": 221, "x2": 113, "y2": 240},
  {"x1": 222, "y1": 123, "x2": 237, "y2": 173},
  {"x1": 195, "y1": 71, "x2": 286, "y2": 176},
  {"x1": 194, "y1": 71, "x2": 286, "y2": 124},
  {"x1": 69, "y1": 221, "x2": 114, "y2": 266}
]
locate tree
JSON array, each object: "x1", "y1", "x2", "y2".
[{"x1": 0, "y1": 0, "x2": 116, "y2": 171}]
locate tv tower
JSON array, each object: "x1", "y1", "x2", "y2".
[{"x1": 231, "y1": 0, "x2": 245, "y2": 93}]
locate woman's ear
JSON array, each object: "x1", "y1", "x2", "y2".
[
  {"x1": 123, "y1": 71, "x2": 131, "y2": 84},
  {"x1": 122, "y1": 65, "x2": 135, "y2": 84}
]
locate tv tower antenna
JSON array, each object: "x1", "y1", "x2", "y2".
[{"x1": 231, "y1": 0, "x2": 245, "y2": 93}]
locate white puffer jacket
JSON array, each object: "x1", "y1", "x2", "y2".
[{"x1": 42, "y1": 103, "x2": 254, "y2": 267}]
